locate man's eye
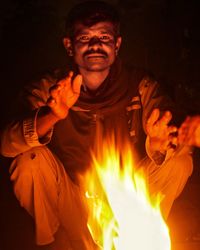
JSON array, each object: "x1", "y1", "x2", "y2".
[
  {"x1": 99, "y1": 35, "x2": 112, "y2": 42},
  {"x1": 78, "y1": 36, "x2": 90, "y2": 42}
]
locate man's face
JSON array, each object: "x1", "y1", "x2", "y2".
[{"x1": 64, "y1": 21, "x2": 121, "y2": 72}]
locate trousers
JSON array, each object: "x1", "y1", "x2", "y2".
[{"x1": 9, "y1": 145, "x2": 193, "y2": 245}]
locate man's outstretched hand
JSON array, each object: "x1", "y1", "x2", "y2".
[
  {"x1": 178, "y1": 115, "x2": 200, "y2": 148},
  {"x1": 47, "y1": 71, "x2": 82, "y2": 119},
  {"x1": 146, "y1": 108, "x2": 178, "y2": 153}
]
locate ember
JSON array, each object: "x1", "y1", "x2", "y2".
[{"x1": 82, "y1": 136, "x2": 171, "y2": 250}]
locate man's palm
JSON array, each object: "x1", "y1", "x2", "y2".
[{"x1": 47, "y1": 72, "x2": 82, "y2": 119}]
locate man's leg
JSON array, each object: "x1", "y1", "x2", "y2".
[
  {"x1": 141, "y1": 146, "x2": 193, "y2": 219},
  {"x1": 9, "y1": 146, "x2": 92, "y2": 248}
]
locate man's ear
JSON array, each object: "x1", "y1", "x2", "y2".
[
  {"x1": 63, "y1": 37, "x2": 73, "y2": 56},
  {"x1": 115, "y1": 36, "x2": 122, "y2": 55}
]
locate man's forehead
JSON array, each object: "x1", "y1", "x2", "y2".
[{"x1": 74, "y1": 21, "x2": 115, "y2": 35}]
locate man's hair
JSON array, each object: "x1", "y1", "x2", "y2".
[{"x1": 65, "y1": 1, "x2": 120, "y2": 38}]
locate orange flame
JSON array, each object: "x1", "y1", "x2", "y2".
[{"x1": 82, "y1": 137, "x2": 171, "y2": 250}]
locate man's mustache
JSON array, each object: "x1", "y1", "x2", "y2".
[{"x1": 83, "y1": 49, "x2": 108, "y2": 57}]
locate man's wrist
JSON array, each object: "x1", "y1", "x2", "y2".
[
  {"x1": 151, "y1": 150, "x2": 166, "y2": 165},
  {"x1": 145, "y1": 136, "x2": 167, "y2": 165},
  {"x1": 36, "y1": 106, "x2": 63, "y2": 138},
  {"x1": 48, "y1": 108, "x2": 64, "y2": 122},
  {"x1": 40, "y1": 106, "x2": 67, "y2": 122}
]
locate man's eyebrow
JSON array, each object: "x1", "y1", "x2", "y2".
[
  {"x1": 99, "y1": 30, "x2": 114, "y2": 35},
  {"x1": 74, "y1": 30, "x2": 90, "y2": 36},
  {"x1": 73, "y1": 27, "x2": 116, "y2": 38},
  {"x1": 100, "y1": 30, "x2": 116, "y2": 36}
]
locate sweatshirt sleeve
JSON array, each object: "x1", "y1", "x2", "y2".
[
  {"x1": 138, "y1": 76, "x2": 175, "y2": 165},
  {"x1": 0, "y1": 76, "x2": 55, "y2": 158}
]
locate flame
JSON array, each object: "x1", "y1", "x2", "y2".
[{"x1": 82, "y1": 137, "x2": 171, "y2": 250}]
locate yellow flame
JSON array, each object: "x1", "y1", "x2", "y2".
[{"x1": 82, "y1": 137, "x2": 171, "y2": 250}]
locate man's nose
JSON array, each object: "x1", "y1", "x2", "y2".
[{"x1": 88, "y1": 36, "x2": 102, "y2": 47}]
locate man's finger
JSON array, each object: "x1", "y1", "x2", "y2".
[
  {"x1": 157, "y1": 111, "x2": 172, "y2": 126},
  {"x1": 49, "y1": 84, "x2": 62, "y2": 98},
  {"x1": 72, "y1": 74, "x2": 82, "y2": 95},
  {"x1": 47, "y1": 97, "x2": 56, "y2": 107},
  {"x1": 147, "y1": 108, "x2": 160, "y2": 126},
  {"x1": 68, "y1": 71, "x2": 74, "y2": 78},
  {"x1": 178, "y1": 116, "x2": 191, "y2": 143},
  {"x1": 168, "y1": 125, "x2": 178, "y2": 135},
  {"x1": 61, "y1": 71, "x2": 74, "y2": 87},
  {"x1": 169, "y1": 134, "x2": 178, "y2": 147}
]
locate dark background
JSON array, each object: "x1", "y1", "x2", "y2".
[
  {"x1": 0, "y1": 0, "x2": 200, "y2": 249},
  {"x1": 0, "y1": 0, "x2": 200, "y2": 117}
]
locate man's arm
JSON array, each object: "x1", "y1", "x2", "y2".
[
  {"x1": 139, "y1": 76, "x2": 178, "y2": 164},
  {"x1": 0, "y1": 72, "x2": 82, "y2": 157},
  {"x1": 145, "y1": 108, "x2": 178, "y2": 164},
  {"x1": 36, "y1": 72, "x2": 82, "y2": 137}
]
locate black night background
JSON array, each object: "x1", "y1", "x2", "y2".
[{"x1": 0, "y1": 1, "x2": 200, "y2": 250}]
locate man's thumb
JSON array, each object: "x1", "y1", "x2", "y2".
[{"x1": 73, "y1": 74, "x2": 82, "y2": 95}]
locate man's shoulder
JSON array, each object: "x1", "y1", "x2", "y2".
[
  {"x1": 23, "y1": 66, "x2": 70, "y2": 93},
  {"x1": 32, "y1": 67, "x2": 67, "y2": 84},
  {"x1": 121, "y1": 60, "x2": 153, "y2": 89}
]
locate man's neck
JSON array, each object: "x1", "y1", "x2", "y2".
[{"x1": 79, "y1": 68, "x2": 110, "y2": 90}]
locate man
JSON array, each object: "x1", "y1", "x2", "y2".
[{"x1": 0, "y1": 1, "x2": 193, "y2": 249}]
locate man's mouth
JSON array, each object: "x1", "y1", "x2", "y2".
[
  {"x1": 86, "y1": 53, "x2": 106, "y2": 58},
  {"x1": 83, "y1": 49, "x2": 108, "y2": 58},
  {"x1": 85, "y1": 53, "x2": 107, "y2": 62}
]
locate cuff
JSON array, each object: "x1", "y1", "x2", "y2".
[
  {"x1": 23, "y1": 109, "x2": 53, "y2": 147},
  {"x1": 145, "y1": 136, "x2": 172, "y2": 165}
]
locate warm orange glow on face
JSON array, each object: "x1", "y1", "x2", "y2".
[{"x1": 82, "y1": 136, "x2": 171, "y2": 250}]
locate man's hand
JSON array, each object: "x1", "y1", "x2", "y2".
[
  {"x1": 47, "y1": 71, "x2": 82, "y2": 119},
  {"x1": 178, "y1": 116, "x2": 200, "y2": 147},
  {"x1": 146, "y1": 108, "x2": 178, "y2": 153}
]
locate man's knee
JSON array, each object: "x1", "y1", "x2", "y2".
[
  {"x1": 166, "y1": 152, "x2": 193, "y2": 181},
  {"x1": 9, "y1": 146, "x2": 55, "y2": 208},
  {"x1": 148, "y1": 150, "x2": 193, "y2": 197},
  {"x1": 10, "y1": 146, "x2": 47, "y2": 180}
]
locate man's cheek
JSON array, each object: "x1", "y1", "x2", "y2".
[
  {"x1": 102, "y1": 40, "x2": 116, "y2": 47},
  {"x1": 74, "y1": 47, "x2": 87, "y2": 58},
  {"x1": 74, "y1": 41, "x2": 88, "y2": 49}
]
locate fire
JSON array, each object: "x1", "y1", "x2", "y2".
[{"x1": 82, "y1": 137, "x2": 171, "y2": 250}]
